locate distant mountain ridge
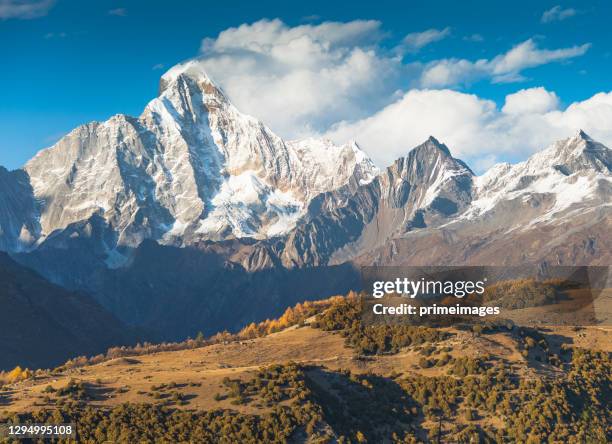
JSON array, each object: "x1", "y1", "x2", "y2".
[
  {"x1": 0, "y1": 252, "x2": 133, "y2": 370},
  {"x1": 278, "y1": 130, "x2": 612, "y2": 268}
]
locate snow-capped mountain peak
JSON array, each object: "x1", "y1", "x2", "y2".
[
  {"x1": 467, "y1": 130, "x2": 611, "y2": 223},
  {"x1": 372, "y1": 137, "x2": 474, "y2": 222},
  {"x1": 526, "y1": 129, "x2": 611, "y2": 175},
  {"x1": 13, "y1": 60, "x2": 379, "y2": 251},
  {"x1": 158, "y1": 59, "x2": 222, "y2": 96}
]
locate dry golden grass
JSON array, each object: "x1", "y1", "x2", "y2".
[{"x1": 3, "y1": 319, "x2": 609, "y2": 416}]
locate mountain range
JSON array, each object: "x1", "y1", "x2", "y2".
[{"x1": 1, "y1": 60, "x2": 610, "y2": 364}]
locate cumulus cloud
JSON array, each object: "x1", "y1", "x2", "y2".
[
  {"x1": 400, "y1": 27, "x2": 451, "y2": 53},
  {"x1": 420, "y1": 39, "x2": 590, "y2": 87},
  {"x1": 176, "y1": 19, "x2": 606, "y2": 172},
  {"x1": 326, "y1": 89, "x2": 500, "y2": 167},
  {"x1": 191, "y1": 19, "x2": 591, "y2": 143},
  {"x1": 541, "y1": 5, "x2": 577, "y2": 23},
  {"x1": 502, "y1": 87, "x2": 560, "y2": 114},
  {"x1": 0, "y1": 0, "x2": 54, "y2": 19},
  {"x1": 196, "y1": 19, "x2": 406, "y2": 137},
  {"x1": 325, "y1": 88, "x2": 612, "y2": 171}
]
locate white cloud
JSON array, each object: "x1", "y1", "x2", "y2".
[
  {"x1": 490, "y1": 39, "x2": 588, "y2": 75},
  {"x1": 419, "y1": 58, "x2": 485, "y2": 88},
  {"x1": 325, "y1": 88, "x2": 612, "y2": 172},
  {"x1": 401, "y1": 27, "x2": 451, "y2": 53},
  {"x1": 502, "y1": 87, "x2": 560, "y2": 114},
  {"x1": 202, "y1": 18, "x2": 384, "y2": 52},
  {"x1": 177, "y1": 19, "x2": 605, "y2": 171},
  {"x1": 541, "y1": 5, "x2": 577, "y2": 23},
  {"x1": 195, "y1": 19, "x2": 405, "y2": 138},
  {"x1": 0, "y1": 0, "x2": 54, "y2": 19},
  {"x1": 326, "y1": 89, "x2": 499, "y2": 167},
  {"x1": 191, "y1": 19, "x2": 592, "y2": 143},
  {"x1": 420, "y1": 39, "x2": 590, "y2": 87}
]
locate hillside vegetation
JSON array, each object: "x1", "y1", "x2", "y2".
[{"x1": 1, "y1": 294, "x2": 610, "y2": 443}]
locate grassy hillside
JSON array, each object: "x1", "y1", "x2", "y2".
[{"x1": 1, "y1": 294, "x2": 610, "y2": 443}]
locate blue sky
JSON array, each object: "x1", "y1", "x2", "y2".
[{"x1": 1, "y1": 0, "x2": 611, "y2": 170}]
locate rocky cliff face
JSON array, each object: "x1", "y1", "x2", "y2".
[
  {"x1": 277, "y1": 137, "x2": 475, "y2": 267},
  {"x1": 0, "y1": 167, "x2": 39, "y2": 252},
  {"x1": 348, "y1": 130, "x2": 612, "y2": 267}
]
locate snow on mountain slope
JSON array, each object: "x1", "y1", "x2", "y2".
[
  {"x1": 278, "y1": 137, "x2": 476, "y2": 267},
  {"x1": 275, "y1": 131, "x2": 611, "y2": 268},
  {"x1": 0, "y1": 167, "x2": 40, "y2": 252},
  {"x1": 2, "y1": 56, "x2": 610, "y2": 271},
  {"x1": 345, "y1": 130, "x2": 611, "y2": 267},
  {"x1": 287, "y1": 138, "x2": 379, "y2": 187},
  {"x1": 21, "y1": 60, "x2": 377, "y2": 249},
  {"x1": 466, "y1": 130, "x2": 612, "y2": 225}
]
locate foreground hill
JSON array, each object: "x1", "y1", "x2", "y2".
[
  {"x1": 0, "y1": 253, "x2": 133, "y2": 370},
  {"x1": 2, "y1": 296, "x2": 610, "y2": 443}
]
